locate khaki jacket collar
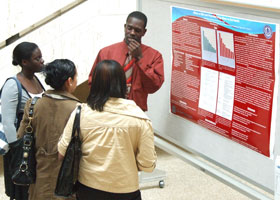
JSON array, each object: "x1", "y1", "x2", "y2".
[
  {"x1": 44, "y1": 90, "x2": 81, "y2": 102},
  {"x1": 103, "y1": 97, "x2": 149, "y2": 120}
]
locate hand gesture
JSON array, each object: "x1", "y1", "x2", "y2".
[{"x1": 127, "y1": 38, "x2": 142, "y2": 60}]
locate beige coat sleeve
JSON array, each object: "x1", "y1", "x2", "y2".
[{"x1": 136, "y1": 120, "x2": 157, "y2": 172}]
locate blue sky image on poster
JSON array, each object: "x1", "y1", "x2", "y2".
[{"x1": 172, "y1": 7, "x2": 276, "y2": 35}]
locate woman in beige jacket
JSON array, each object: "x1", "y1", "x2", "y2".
[
  {"x1": 18, "y1": 59, "x2": 80, "y2": 200},
  {"x1": 58, "y1": 60, "x2": 157, "y2": 200}
]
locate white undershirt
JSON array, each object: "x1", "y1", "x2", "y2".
[{"x1": 29, "y1": 91, "x2": 44, "y2": 98}]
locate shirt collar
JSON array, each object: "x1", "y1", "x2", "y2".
[
  {"x1": 103, "y1": 97, "x2": 149, "y2": 120},
  {"x1": 44, "y1": 90, "x2": 81, "y2": 102}
]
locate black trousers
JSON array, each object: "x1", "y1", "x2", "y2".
[
  {"x1": 76, "y1": 182, "x2": 142, "y2": 200},
  {"x1": 3, "y1": 150, "x2": 29, "y2": 200}
]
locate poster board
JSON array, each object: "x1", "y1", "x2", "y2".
[
  {"x1": 141, "y1": 0, "x2": 280, "y2": 192},
  {"x1": 170, "y1": 7, "x2": 278, "y2": 157},
  {"x1": 72, "y1": 80, "x2": 89, "y2": 103}
]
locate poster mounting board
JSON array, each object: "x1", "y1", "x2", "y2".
[{"x1": 170, "y1": 6, "x2": 279, "y2": 157}]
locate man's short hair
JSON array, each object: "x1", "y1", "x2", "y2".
[{"x1": 127, "y1": 11, "x2": 147, "y2": 28}]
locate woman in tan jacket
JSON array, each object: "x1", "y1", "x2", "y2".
[
  {"x1": 58, "y1": 60, "x2": 157, "y2": 200},
  {"x1": 17, "y1": 59, "x2": 80, "y2": 200}
]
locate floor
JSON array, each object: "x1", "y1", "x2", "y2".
[
  {"x1": 140, "y1": 148, "x2": 254, "y2": 200},
  {"x1": 0, "y1": 147, "x2": 263, "y2": 200}
]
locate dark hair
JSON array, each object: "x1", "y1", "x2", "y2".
[
  {"x1": 12, "y1": 42, "x2": 38, "y2": 66},
  {"x1": 127, "y1": 11, "x2": 147, "y2": 28},
  {"x1": 87, "y1": 60, "x2": 127, "y2": 112},
  {"x1": 44, "y1": 59, "x2": 76, "y2": 90}
]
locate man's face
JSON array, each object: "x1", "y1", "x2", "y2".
[{"x1": 124, "y1": 17, "x2": 146, "y2": 45}]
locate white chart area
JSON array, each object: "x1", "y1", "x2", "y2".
[
  {"x1": 198, "y1": 67, "x2": 219, "y2": 113},
  {"x1": 201, "y1": 27, "x2": 217, "y2": 63},
  {"x1": 219, "y1": 31, "x2": 234, "y2": 52},
  {"x1": 216, "y1": 73, "x2": 235, "y2": 120},
  {"x1": 217, "y1": 31, "x2": 235, "y2": 68},
  {"x1": 199, "y1": 67, "x2": 235, "y2": 119}
]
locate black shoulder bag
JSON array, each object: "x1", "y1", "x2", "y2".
[
  {"x1": 55, "y1": 105, "x2": 82, "y2": 197},
  {"x1": 9, "y1": 97, "x2": 39, "y2": 185}
]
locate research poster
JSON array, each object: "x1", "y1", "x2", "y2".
[{"x1": 170, "y1": 7, "x2": 279, "y2": 157}]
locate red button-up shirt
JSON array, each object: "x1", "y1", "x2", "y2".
[{"x1": 88, "y1": 41, "x2": 164, "y2": 111}]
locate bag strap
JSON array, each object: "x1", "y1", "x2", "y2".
[
  {"x1": 18, "y1": 97, "x2": 39, "y2": 175},
  {"x1": 71, "y1": 105, "x2": 81, "y2": 138},
  {"x1": 13, "y1": 77, "x2": 22, "y2": 118},
  {"x1": 29, "y1": 97, "x2": 39, "y2": 118},
  {"x1": 24, "y1": 97, "x2": 39, "y2": 135}
]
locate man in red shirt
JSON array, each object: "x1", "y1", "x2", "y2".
[{"x1": 88, "y1": 11, "x2": 164, "y2": 111}]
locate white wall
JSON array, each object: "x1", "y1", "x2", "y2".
[
  {"x1": 0, "y1": 0, "x2": 137, "y2": 87},
  {"x1": 0, "y1": 0, "x2": 74, "y2": 42}
]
